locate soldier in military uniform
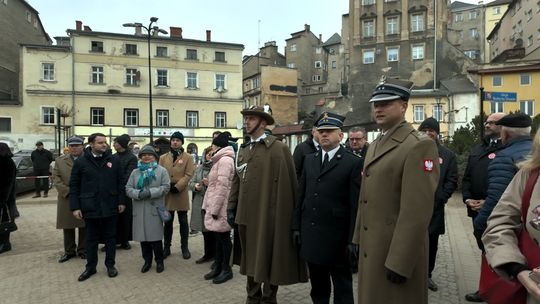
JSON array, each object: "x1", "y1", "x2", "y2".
[
  {"x1": 353, "y1": 78, "x2": 439, "y2": 304},
  {"x1": 293, "y1": 112, "x2": 362, "y2": 304},
  {"x1": 228, "y1": 106, "x2": 308, "y2": 304}
]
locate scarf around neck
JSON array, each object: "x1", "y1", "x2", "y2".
[{"x1": 137, "y1": 161, "x2": 158, "y2": 190}]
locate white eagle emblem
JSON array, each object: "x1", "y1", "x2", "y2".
[{"x1": 423, "y1": 159, "x2": 434, "y2": 172}]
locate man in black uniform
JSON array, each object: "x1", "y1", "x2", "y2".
[
  {"x1": 462, "y1": 112, "x2": 505, "y2": 302},
  {"x1": 292, "y1": 125, "x2": 320, "y2": 180},
  {"x1": 70, "y1": 133, "x2": 126, "y2": 281},
  {"x1": 293, "y1": 112, "x2": 362, "y2": 304}
]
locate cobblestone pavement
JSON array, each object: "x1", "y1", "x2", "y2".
[{"x1": 0, "y1": 190, "x2": 482, "y2": 304}]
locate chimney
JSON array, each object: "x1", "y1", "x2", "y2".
[
  {"x1": 319, "y1": 34, "x2": 322, "y2": 42},
  {"x1": 169, "y1": 26, "x2": 183, "y2": 38},
  {"x1": 83, "y1": 25, "x2": 92, "y2": 32},
  {"x1": 264, "y1": 41, "x2": 276, "y2": 47},
  {"x1": 135, "y1": 26, "x2": 142, "y2": 36},
  {"x1": 304, "y1": 24, "x2": 310, "y2": 32},
  {"x1": 76, "y1": 20, "x2": 82, "y2": 31},
  {"x1": 206, "y1": 30, "x2": 211, "y2": 42}
]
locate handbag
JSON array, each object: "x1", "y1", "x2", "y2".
[
  {"x1": 479, "y1": 167, "x2": 540, "y2": 304},
  {"x1": 154, "y1": 204, "x2": 171, "y2": 223},
  {"x1": 0, "y1": 205, "x2": 17, "y2": 234}
]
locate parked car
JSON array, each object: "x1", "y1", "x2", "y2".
[{"x1": 13, "y1": 153, "x2": 53, "y2": 195}]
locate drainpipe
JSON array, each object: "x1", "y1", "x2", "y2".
[{"x1": 433, "y1": 0, "x2": 437, "y2": 90}]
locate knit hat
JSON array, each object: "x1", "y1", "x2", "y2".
[
  {"x1": 418, "y1": 117, "x2": 440, "y2": 134},
  {"x1": 212, "y1": 132, "x2": 229, "y2": 148},
  {"x1": 114, "y1": 134, "x2": 130, "y2": 149},
  {"x1": 138, "y1": 145, "x2": 158, "y2": 159},
  {"x1": 170, "y1": 131, "x2": 184, "y2": 143}
]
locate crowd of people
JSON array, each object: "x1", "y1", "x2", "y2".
[{"x1": 2, "y1": 77, "x2": 540, "y2": 304}]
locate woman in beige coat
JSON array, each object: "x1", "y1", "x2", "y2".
[{"x1": 483, "y1": 130, "x2": 540, "y2": 303}]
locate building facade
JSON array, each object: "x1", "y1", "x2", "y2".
[
  {"x1": 448, "y1": 1, "x2": 484, "y2": 63},
  {"x1": 484, "y1": 0, "x2": 512, "y2": 62}
]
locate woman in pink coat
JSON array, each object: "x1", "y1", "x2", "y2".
[{"x1": 202, "y1": 133, "x2": 235, "y2": 284}]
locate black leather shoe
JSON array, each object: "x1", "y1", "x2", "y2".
[
  {"x1": 465, "y1": 291, "x2": 483, "y2": 302},
  {"x1": 164, "y1": 246, "x2": 171, "y2": 259},
  {"x1": 213, "y1": 268, "x2": 233, "y2": 284},
  {"x1": 78, "y1": 269, "x2": 96, "y2": 282},
  {"x1": 120, "y1": 243, "x2": 131, "y2": 250},
  {"x1": 107, "y1": 267, "x2": 118, "y2": 278},
  {"x1": 78, "y1": 252, "x2": 86, "y2": 259},
  {"x1": 182, "y1": 248, "x2": 191, "y2": 260},
  {"x1": 196, "y1": 256, "x2": 213, "y2": 264},
  {"x1": 156, "y1": 263, "x2": 164, "y2": 273},
  {"x1": 141, "y1": 262, "x2": 151, "y2": 273},
  {"x1": 0, "y1": 242, "x2": 12, "y2": 254},
  {"x1": 58, "y1": 253, "x2": 76, "y2": 263},
  {"x1": 428, "y1": 278, "x2": 438, "y2": 291},
  {"x1": 204, "y1": 267, "x2": 221, "y2": 280}
]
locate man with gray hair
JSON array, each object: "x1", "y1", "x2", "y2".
[{"x1": 473, "y1": 113, "x2": 533, "y2": 242}]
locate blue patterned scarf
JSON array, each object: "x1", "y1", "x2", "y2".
[{"x1": 137, "y1": 161, "x2": 158, "y2": 190}]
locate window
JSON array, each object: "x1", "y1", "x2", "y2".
[
  {"x1": 521, "y1": 74, "x2": 531, "y2": 85},
  {"x1": 363, "y1": 49, "x2": 375, "y2": 64},
  {"x1": 305, "y1": 88, "x2": 311, "y2": 94},
  {"x1": 312, "y1": 75, "x2": 322, "y2": 82},
  {"x1": 186, "y1": 49, "x2": 197, "y2": 60},
  {"x1": 290, "y1": 44, "x2": 297, "y2": 52},
  {"x1": 520, "y1": 100, "x2": 534, "y2": 116},
  {"x1": 90, "y1": 107, "x2": 104, "y2": 125},
  {"x1": 470, "y1": 28, "x2": 478, "y2": 38},
  {"x1": 492, "y1": 75, "x2": 503, "y2": 86},
  {"x1": 411, "y1": 13, "x2": 425, "y2": 32},
  {"x1": 26, "y1": 10, "x2": 31, "y2": 22},
  {"x1": 156, "y1": 46, "x2": 168, "y2": 57},
  {"x1": 91, "y1": 41, "x2": 103, "y2": 52},
  {"x1": 386, "y1": 16, "x2": 399, "y2": 35},
  {"x1": 413, "y1": 105, "x2": 425, "y2": 122},
  {"x1": 215, "y1": 112, "x2": 226, "y2": 128},
  {"x1": 433, "y1": 104, "x2": 443, "y2": 122},
  {"x1": 315, "y1": 47, "x2": 322, "y2": 54},
  {"x1": 186, "y1": 111, "x2": 199, "y2": 128},
  {"x1": 363, "y1": 19, "x2": 375, "y2": 38},
  {"x1": 318, "y1": 87, "x2": 323, "y2": 93},
  {"x1": 387, "y1": 47, "x2": 399, "y2": 62},
  {"x1": 493, "y1": 6, "x2": 501, "y2": 15},
  {"x1": 464, "y1": 50, "x2": 480, "y2": 59},
  {"x1": 125, "y1": 44, "x2": 137, "y2": 55},
  {"x1": 528, "y1": 36, "x2": 534, "y2": 47},
  {"x1": 314, "y1": 61, "x2": 322, "y2": 68},
  {"x1": 124, "y1": 109, "x2": 138, "y2": 126},
  {"x1": 33, "y1": 18, "x2": 38, "y2": 28},
  {"x1": 42, "y1": 63, "x2": 54, "y2": 81},
  {"x1": 454, "y1": 13, "x2": 463, "y2": 22},
  {"x1": 491, "y1": 102, "x2": 504, "y2": 113},
  {"x1": 156, "y1": 110, "x2": 169, "y2": 127},
  {"x1": 332, "y1": 61, "x2": 337, "y2": 69},
  {"x1": 412, "y1": 45, "x2": 424, "y2": 60},
  {"x1": 251, "y1": 77, "x2": 259, "y2": 89},
  {"x1": 125, "y1": 68, "x2": 138, "y2": 85},
  {"x1": 215, "y1": 51, "x2": 225, "y2": 62},
  {"x1": 457, "y1": 30, "x2": 464, "y2": 40},
  {"x1": 329, "y1": 48, "x2": 336, "y2": 55},
  {"x1": 41, "y1": 106, "x2": 55, "y2": 125},
  {"x1": 157, "y1": 69, "x2": 168, "y2": 86},
  {"x1": 215, "y1": 74, "x2": 226, "y2": 90},
  {"x1": 469, "y1": 10, "x2": 477, "y2": 19},
  {"x1": 187, "y1": 72, "x2": 198, "y2": 89},
  {"x1": 362, "y1": 0, "x2": 375, "y2": 4},
  {"x1": 91, "y1": 66, "x2": 104, "y2": 84},
  {"x1": 287, "y1": 63, "x2": 296, "y2": 68},
  {"x1": 0, "y1": 117, "x2": 11, "y2": 132}
]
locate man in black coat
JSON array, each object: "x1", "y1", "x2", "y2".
[
  {"x1": 31, "y1": 141, "x2": 53, "y2": 198},
  {"x1": 112, "y1": 134, "x2": 137, "y2": 250},
  {"x1": 292, "y1": 125, "x2": 320, "y2": 180},
  {"x1": 461, "y1": 112, "x2": 505, "y2": 302},
  {"x1": 70, "y1": 133, "x2": 126, "y2": 281},
  {"x1": 418, "y1": 118, "x2": 458, "y2": 292},
  {"x1": 293, "y1": 112, "x2": 362, "y2": 304}
]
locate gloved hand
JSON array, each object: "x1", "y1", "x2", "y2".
[
  {"x1": 211, "y1": 214, "x2": 219, "y2": 220},
  {"x1": 226, "y1": 209, "x2": 236, "y2": 227},
  {"x1": 138, "y1": 189, "x2": 151, "y2": 199},
  {"x1": 292, "y1": 230, "x2": 301, "y2": 248},
  {"x1": 170, "y1": 183, "x2": 179, "y2": 194},
  {"x1": 346, "y1": 243, "x2": 359, "y2": 270},
  {"x1": 386, "y1": 268, "x2": 407, "y2": 284}
]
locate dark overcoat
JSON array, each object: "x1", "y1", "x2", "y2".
[
  {"x1": 229, "y1": 135, "x2": 308, "y2": 285},
  {"x1": 0, "y1": 157, "x2": 16, "y2": 225},
  {"x1": 113, "y1": 150, "x2": 137, "y2": 241},
  {"x1": 69, "y1": 148, "x2": 124, "y2": 218},
  {"x1": 293, "y1": 146, "x2": 361, "y2": 266},
  {"x1": 292, "y1": 137, "x2": 318, "y2": 180},
  {"x1": 53, "y1": 154, "x2": 85, "y2": 229}
]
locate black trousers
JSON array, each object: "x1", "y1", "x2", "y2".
[
  {"x1": 246, "y1": 276, "x2": 279, "y2": 304},
  {"x1": 202, "y1": 231, "x2": 215, "y2": 259},
  {"x1": 471, "y1": 214, "x2": 485, "y2": 252},
  {"x1": 428, "y1": 233, "x2": 439, "y2": 277},
  {"x1": 63, "y1": 228, "x2": 86, "y2": 255},
  {"x1": 164, "y1": 210, "x2": 189, "y2": 249},
  {"x1": 33, "y1": 169, "x2": 49, "y2": 193},
  {"x1": 141, "y1": 240, "x2": 164, "y2": 264},
  {"x1": 307, "y1": 262, "x2": 353, "y2": 304},
  {"x1": 214, "y1": 231, "x2": 232, "y2": 270},
  {"x1": 0, "y1": 232, "x2": 9, "y2": 245},
  {"x1": 116, "y1": 199, "x2": 132, "y2": 245},
  {"x1": 84, "y1": 216, "x2": 117, "y2": 271}
]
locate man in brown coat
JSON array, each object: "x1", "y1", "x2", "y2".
[
  {"x1": 228, "y1": 106, "x2": 308, "y2": 304},
  {"x1": 353, "y1": 78, "x2": 439, "y2": 304},
  {"x1": 159, "y1": 131, "x2": 195, "y2": 259},
  {"x1": 53, "y1": 135, "x2": 86, "y2": 263}
]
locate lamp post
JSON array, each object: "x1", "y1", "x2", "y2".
[{"x1": 123, "y1": 17, "x2": 168, "y2": 143}]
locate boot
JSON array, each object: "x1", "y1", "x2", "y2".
[
  {"x1": 204, "y1": 265, "x2": 222, "y2": 280},
  {"x1": 164, "y1": 246, "x2": 171, "y2": 258},
  {"x1": 181, "y1": 247, "x2": 191, "y2": 259},
  {"x1": 212, "y1": 265, "x2": 233, "y2": 284}
]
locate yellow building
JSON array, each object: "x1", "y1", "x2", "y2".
[
  {"x1": 405, "y1": 92, "x2": 449, "y2": 139},
  {"x1": 0, "y1": 22, "x2": 244, "y2": 152}
]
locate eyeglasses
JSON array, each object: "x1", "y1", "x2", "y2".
[
  {"x1": 484, "y1": 121, "x2": 496, "y2": 125},
  {"x1": 349, "y1": 138, "x2": 365, "y2": 141}
]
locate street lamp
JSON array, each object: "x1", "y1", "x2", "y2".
[{"x1": 123, "y1": 17, "x2": 168, "y2": 143}]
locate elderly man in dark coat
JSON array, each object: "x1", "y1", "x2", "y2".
[
  {"x1": 293, "y1": 112, "x2": 362, "y2": 304},
  {"x1": 31, "y1": 141, "x2": 53, "y2": 198},
  {"x1": 70, "y1": 133, "x2": 126, "y2": 281},
  {"x1": 418, "y1": 117, "x2": 458, "y2": 292},
  {"x1": 228, "y1": 106, "x2": 308, "y2": 304},
  {"x1": 53, "y1": 136, "x2": 86, "y2": 263}
]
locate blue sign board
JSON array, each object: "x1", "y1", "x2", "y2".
[{"x1": 484, "y1": 91, "x2": 517, "y2": 102}]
